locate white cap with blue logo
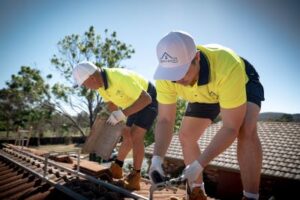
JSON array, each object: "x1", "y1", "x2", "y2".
[{"x1": 154, "y1": 31, "x2": 197, "y2": 81}]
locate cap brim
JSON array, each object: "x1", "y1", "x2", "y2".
[
  {"x1": 73, "y1": 73, "x2": 90, "y2": 87},
  {"x1": 153, "y1": 63, "x2": 190, "y2": 81}
]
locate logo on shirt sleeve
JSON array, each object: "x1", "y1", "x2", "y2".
[
  {"x1": 209, "y1": 91, "x2": 219, "y2": 100},
  {"x1": 115, "y1": 90, "x2": 124, "y2": 98}
]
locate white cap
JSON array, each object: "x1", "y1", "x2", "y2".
[
  {"x1": 154, "y1": 31, "x2": 197, "y2": 81},
  {"x1": 72, "y1": 61, "x2": 98, "y2": 86}
]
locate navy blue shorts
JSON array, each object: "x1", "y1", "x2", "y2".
[
  {"x1": 184, "y1": 58, "x2": 265, "y2": 121},
  {"x1": 185, "y1": 103, "x2": 220, "y2": 121},
  {"x1": 242, "y1": 58, "x2": 265, "y2": 108},
  {"x1": 126, "y1": 83, "x2": 158, "y2": 130}
]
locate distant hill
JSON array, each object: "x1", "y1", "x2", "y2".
[
  {"x1": 259, "y1": 112, "x2": 300, "y2": 122},
  {"x1": 293, "y1": 114, "x2": 300, "y2": 121}
]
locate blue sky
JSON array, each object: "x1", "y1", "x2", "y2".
[{"x1": 0, "y1": 0, "x2": 299, "y2": 113}]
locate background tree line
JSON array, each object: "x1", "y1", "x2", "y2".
[{"x1": 0, "y1": 26, "x2": 187, "y2": 146}]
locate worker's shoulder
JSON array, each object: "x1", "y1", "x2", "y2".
[
  {"x1": 197, "y1": 44, "x2": 237, "y2": 55},
  {"x1": 198, "y1": 44, "x2": 242, "y2": 66}
]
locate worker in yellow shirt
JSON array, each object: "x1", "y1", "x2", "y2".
[
  {"x1": 149, "y1": 31, "x2": 264, "y2": 200},
  {"x1": 73, "y1": 62, "x2": 158, "y2": 191}
]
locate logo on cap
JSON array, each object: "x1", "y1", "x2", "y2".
[{"x1": 160, "y1": 52, "x2": 178, "y2": 64}]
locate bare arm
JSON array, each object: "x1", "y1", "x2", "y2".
[
  {"x1": 107, "y1": 102, "x2": 118, "y2": 112},
  {"x1": 153, "y1": 103, "x2": 177, "y2": 158},
  {"x1": 198, "y1": 103, "x2": 246, "y2": 167},
  {"x1": 122, "y1": 90, "x2": 152, "y2": 116}
]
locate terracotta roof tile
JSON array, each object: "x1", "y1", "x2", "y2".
[{"x1": 145, "y1": 122, "x2": 300, "y2": 180}]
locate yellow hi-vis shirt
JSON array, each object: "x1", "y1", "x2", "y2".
[
  {"x1": 155, "y1": 44, "x2": 248, "y2": 109},
  {"x1": 98, "y1": 68, "x2": 149, "y2": 109}
]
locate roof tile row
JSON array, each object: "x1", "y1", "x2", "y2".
[{"x1": 145, "y1": 122, "x2": 300, "y2": 180}]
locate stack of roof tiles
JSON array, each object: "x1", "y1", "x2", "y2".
[{"x1": 0, "y1": 158, "x2": 72, "y2": 200}]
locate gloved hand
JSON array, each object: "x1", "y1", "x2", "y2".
[
  {"x1": 183, "y1": 160, "x2": 203, "y2": 187},
  {"x1": 106, "y1": 110, "x2": 126, "y2": 125},
  {"x1": 149, "y1": 155, "x2": 165, "y2": 184}
]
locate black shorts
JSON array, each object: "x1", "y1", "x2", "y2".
[
  {"x1": 184, "y1": 58, "x2": 265, "y2": 121},
  {"x1": 242, "y1": 58, "x2": 265, "y2": 108},
  {"x1": 185, "y1": 103, "x2": 220, "y2": 121},
  {"x1": 126, "y1": 83, "x2": 158, "y2": 130}
]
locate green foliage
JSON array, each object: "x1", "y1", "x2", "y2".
[
  {"x1": 0, "y1": 66, "x2": 53, "y2": 135},
  {"x1": 277, "y1": 114, "x2": 294, "y2": 122},
  {"x1": 213, "y1": 115, "x2": 221, "y2": 123},
  {"x1": 50, "y1": 26, "x2": 135, "y2": 129},
  {"x1": 144, "y1": 120, "x2": 156, "y2": 146},
  {"x1": 0, "y1": 121, "x2": 6, "y2": 131},
  {"x1": 51, "y1": 83, "x2": 71, "y2": 102},
  {"x1": 174, "y1": 98, "x2": 187, "y2": 132}
]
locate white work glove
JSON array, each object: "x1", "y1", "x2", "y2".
[
  {"x1": 183, "y1": 160, "x2": 203, "y2": 187},
  {"x1": 106, "y1": 110, "x2": 126, "y2": 125},
  {"x1": 149, "y1": 155, "x2": 165, "y2": 184}
]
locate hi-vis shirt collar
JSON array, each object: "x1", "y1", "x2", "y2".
[
  {"x1": 197, "y1": 51, "x2": 210, "y2": 86},
  {"x1": 101, "y1": 69, "x2": 109, "y2": 90}
]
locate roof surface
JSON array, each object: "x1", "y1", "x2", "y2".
[
  {"x1": 145, "y1": 122, "x2": 300, "y2": 180},
  {"x1": 0, "y1": 146, "x2": 199, "y2": 200}
]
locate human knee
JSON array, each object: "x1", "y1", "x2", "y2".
[
  {"x1": 130, "y1": 129, "x2": 145, "y2": 144},
  {"x1": 122, "y1": 133, "x2": 132, "y2": 145},
  {"x1": 131, "y1": 135, "x2": 144, "y2": 145},
  {"x1": 239, "y1": 125, "x2": 258, "y2": 141},
  {"x1": 179, "y1": 131, "x2": 192, "y2": 146}
]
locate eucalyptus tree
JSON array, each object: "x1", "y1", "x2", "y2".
[{"x1": 0, "y1": 66, "x2": 53, "y2": 137}]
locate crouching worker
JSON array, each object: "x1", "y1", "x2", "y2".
[
  {"x1": 150, "y1": 31, "x2": 265, "y2": 200},
  {"x1": 73, "y1": 61, "x2": 158, "y2": 190}
]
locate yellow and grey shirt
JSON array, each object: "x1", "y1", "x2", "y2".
[
  {"x1": 156, "y1": 44, "x2": 248, "y2": 109},
  {"x1": 98, "y1": 68, "x2": 149, "y2": 109}
]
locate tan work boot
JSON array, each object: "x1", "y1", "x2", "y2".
[
  {"x1": 110, "y1": 162, "x2": 123, "y2": 179},
  {"x1": 124, "y1": 170, "x2": 141, "y2": 191},
  {"x1": 187, "y1": 186, "x2": 207, "y2": 200}
]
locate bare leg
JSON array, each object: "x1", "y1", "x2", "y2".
[
  {"x1": 130, "y1": 125, "x2": 147, "y2": 170},
  {"x1": 238, "y1": 102, "x2": 262, "y2": 193},
  {"x1": 179, "y1": 117, "x2": 211, "y2": 183},
  {"x1": 117, "y1": 126, "x2": 132, "y2": 161}
]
